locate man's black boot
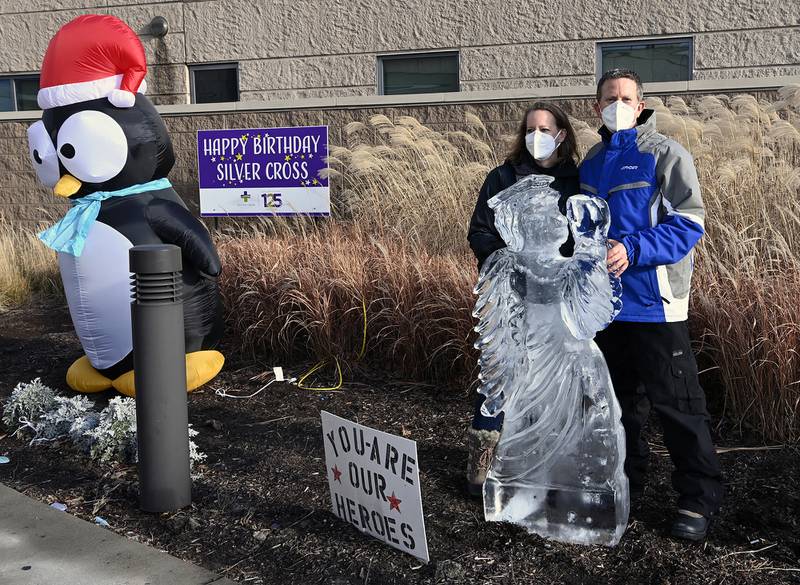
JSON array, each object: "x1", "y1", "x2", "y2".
[{"x1": 670, "y1": 510, "x2": 711, "y2": 541}]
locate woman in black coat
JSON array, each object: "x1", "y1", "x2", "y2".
[{"x1": 465, "y1": 101, "x2": 582, "y2": 496}]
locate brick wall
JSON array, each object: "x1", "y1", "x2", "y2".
[{"x1": 0, "y1": 89, "x2": 779, "y2": 226}]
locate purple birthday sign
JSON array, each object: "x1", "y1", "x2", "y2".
[{"x1": 197, "y1": 125, "x2": 329, "y2": 217}]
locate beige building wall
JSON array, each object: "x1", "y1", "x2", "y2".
[
  {"x1": 0, "y1": 0, "x2": 798, "y2": 104},
  {"x1": 0, "y1": 1, "x2": 797, "y2": 224}
]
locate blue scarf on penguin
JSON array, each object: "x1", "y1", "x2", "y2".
[{"x1": 39, "y1": 178, "x2": 171, "y2": 256}]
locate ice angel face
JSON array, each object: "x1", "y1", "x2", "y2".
[
  {"x1": 490, "y1": 175, "x2": 568, "y2": 254},
  {"x1": 473, "y1": 175, "x2": 629, "y2": 546}
]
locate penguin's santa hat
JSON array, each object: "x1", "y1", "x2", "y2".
[{"x1": 37, "y1": 14, "x2": 147, "y2": 110}]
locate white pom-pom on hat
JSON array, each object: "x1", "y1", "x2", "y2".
[{"x1": 107, "y1": 88, "x2": 136, "y2": 108}]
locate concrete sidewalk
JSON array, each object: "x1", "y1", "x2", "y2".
[{"x1": 0, "y1": 483, "x2": 237, "y2": 585}]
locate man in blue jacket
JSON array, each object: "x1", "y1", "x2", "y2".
[{"x1": 580, "y1": 68, "x2": 723, "y2": 541}]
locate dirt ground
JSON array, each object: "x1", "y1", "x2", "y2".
[{"x1": 1, "y1": 299, "x2": 798, "y2": 585}]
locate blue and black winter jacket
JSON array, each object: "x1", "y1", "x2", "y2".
[{"x1": 579, "y1": 110, "x2": 705, "y2": 323}]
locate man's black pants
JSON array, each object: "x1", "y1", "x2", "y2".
[{"x1": 595, "y1": 320, "x2": 724, "y2": 517}]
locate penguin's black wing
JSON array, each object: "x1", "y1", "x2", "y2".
[{"x1": 145, "y1": 199, "x2": 221, "y2": 277}]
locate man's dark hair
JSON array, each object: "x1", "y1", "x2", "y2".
[{"x1": 596, "y1": 68, "x2": 644, "y2": 101}]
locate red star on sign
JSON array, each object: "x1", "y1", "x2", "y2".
[
  {"x1": 331, "y1": 465, "x2": 342, "y2": 483},
  {"x1": 388, "y1": 492, "x2": 402, "y2": 512}
]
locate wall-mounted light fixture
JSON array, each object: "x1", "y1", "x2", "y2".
[{"x1": 149, "y1": 16, "x2": 168, "y2": 37}]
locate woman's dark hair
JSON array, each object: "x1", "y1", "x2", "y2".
[{"x1": 506, "y1": 101, "x2": 578, "y2": 165}]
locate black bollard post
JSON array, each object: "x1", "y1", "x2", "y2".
[{"x1": 129, "y1": 244, "x2": 191, "y2": 513}]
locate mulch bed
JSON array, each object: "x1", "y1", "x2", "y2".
[{"x1": 1, "y1": 299, "x2": 798, "y2": 585}]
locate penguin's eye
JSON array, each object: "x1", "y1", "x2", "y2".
[
  {"x1": 27, "y1": 121, "x2": 60, "y2": 188},
  {"x1": 57, "y1": 110, "x2": 128, "y2": 183}
]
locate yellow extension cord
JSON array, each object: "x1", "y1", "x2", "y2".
[{"x1": 295, "y1": 298, "x2": 368, "y2": 392}]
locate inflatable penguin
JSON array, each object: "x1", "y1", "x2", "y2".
[{"x1": 29, "y1": 15, "x2": 224, "y2": 397}]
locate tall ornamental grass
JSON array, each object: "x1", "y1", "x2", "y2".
[
  {"x1": 0, "y1": 217, "x2": 61, "y2": 310},
  {"x1": 219, "y1": 225, "x2": 476, "y2": 383},
  {"x1": 3, "y1": 86, "x2": 798, "y2": 440},
  {"x1": 220, "y1": 85, "x2": 800, "y2": 441}
]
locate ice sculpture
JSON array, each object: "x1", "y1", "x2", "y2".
[{"x1": 473, "y1": 174, "x2": 629, "y2": 546}]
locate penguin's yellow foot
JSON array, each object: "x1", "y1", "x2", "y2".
[
  {"x1": 111, "y1": 351, "x2": 225, "y2": 397},
  {"x1": 185, "y1": 350, "x2": 225, "y2": 391},
  {"x1": 111, "y1": 371, "x2": 136, "y2": 398},
  {"x1": 66, "y1": 356, "x2": 113, "y2": 393}
]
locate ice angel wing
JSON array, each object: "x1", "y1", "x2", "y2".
[
  {"x1": 473, "y1": 248, "x2": 526, "y2": 417},
  {"x1": 561, "y1": 195, "x2": 622, "y2": 340}
]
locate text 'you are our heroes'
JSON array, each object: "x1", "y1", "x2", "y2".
[{"x1": 325, "y1": 423, "x2": 419, "y2": 551}]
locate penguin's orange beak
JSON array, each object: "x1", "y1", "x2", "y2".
[{"x1": 54, "y1": 174, "x2": 82, "y2": 198}]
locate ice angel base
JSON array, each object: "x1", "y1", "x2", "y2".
[{"x1": 473, "y1": 175, "x2": 629, "y2": 546}]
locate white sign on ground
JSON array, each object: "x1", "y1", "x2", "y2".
[{"x1": 320, "y1": 411, "x2": 429, "y2": 563}]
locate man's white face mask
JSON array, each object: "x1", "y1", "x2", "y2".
[
  {"x1": 601, "y1": 101, "x2": 637, "y2": 133},
  {"x1": 525, "y1": 129, "x2": 562, "y2": 161}
]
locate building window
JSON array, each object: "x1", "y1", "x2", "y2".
[
  {"x1": 598, "y1": 38, "x2": 692, "y2": 83},
  {"x1": 0, "y1": 75, "x2": 40, "y2": 112},
  {"x1": 378, "y1": 52, "x2": 459, "y2": 95},
  {"x1": 189, "y1": 63, "x2": 239, "y2": 104}
]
